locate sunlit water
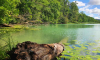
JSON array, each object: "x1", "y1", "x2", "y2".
[
  {"x1": 1, "y1": 24, "x2": 100, "y2": 45},
  {"x1": 13, "y1": 24, "x2": 100, "y2": 44},
  {"x1": 1, "y1": 24, "x2": 100, "y2": 58}
]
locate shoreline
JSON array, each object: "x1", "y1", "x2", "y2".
[{"x1": 0, "y1": 22, "x2": 100, "y2": 28}]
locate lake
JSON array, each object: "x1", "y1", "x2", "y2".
[
  {"x1": 1, "y1": 24, "x2": 100, "y2": 45},
  {"x1": 1, "y1": 24, "x2": 100, "y2": 59},
  {"x1": 12, "y1": 24, "x2": 100, "y2": 43}
]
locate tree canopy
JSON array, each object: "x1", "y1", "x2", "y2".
[{"x1": 0, "y1": 0, "x2": 99, "y2": 24}]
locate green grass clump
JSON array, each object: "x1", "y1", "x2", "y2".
[
  {"x1": 0, "y1": 37, "x2": 16, "y2": 60},
  {"x1": 0, "y1": 48, "x2": 9, "y2": 60},
  {"x1": 0, "y1": 30, "x2": 18, "y2": 60}
]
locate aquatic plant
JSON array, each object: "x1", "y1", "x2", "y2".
[{"x1": 58, "y1": 42, "x2": 100, "y2": 60}]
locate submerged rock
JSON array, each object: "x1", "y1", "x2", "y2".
[{"x1": 7, "y1": 41, "x2": 64, "y2": 60}]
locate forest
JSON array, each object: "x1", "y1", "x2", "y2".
[{"x1": 0, "y1": 0, "x2": 100, "y2": 24}]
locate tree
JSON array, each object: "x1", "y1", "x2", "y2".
[
  {"x1": 0, "y1": 0, "x2": 99, "y2": 24},
  {"x1": 69, "y1": 2, "x2": 79, "y2": 23},
  {"x1": 0, "y1": 0, "x2": 20, "y2": 24},
  {"x1": 58, "y1": 0, "x2": 70, "y2": 24}
]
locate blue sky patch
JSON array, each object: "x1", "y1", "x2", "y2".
[{"x1": 71, "y1": 0, "x2": 100, "y2": 19}]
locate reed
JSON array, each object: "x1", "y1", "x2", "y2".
[{"x1": 0, "y1": 36, "x2": 16, "y2": 60}]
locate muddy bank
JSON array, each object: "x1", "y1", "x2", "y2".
[{"x1": 6, "y1": 41, "x2": 64, "y2": 60}]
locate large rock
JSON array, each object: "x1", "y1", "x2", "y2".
[{"x1": 7, "y1": 41, "x2": 64, "y2": 60}]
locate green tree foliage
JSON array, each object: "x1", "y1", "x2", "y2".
[
  {"x1": 43, "y1": 0, "x2": 61, "y2": 23},
  {"x1": 0, "y1": 0, "x2": 20, "y2": 24},
  {"x1": 0, "y1": 0, "x2": 99, "y2": 24},
  {"x1": 69, "y1": 2, "x2": 79, "y2": 23},
  {"x1": 58, "y1": 0, "x2": 70, "y2": 24}
]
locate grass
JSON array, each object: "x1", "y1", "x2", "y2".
[
  {"x1": 0, "y1": 27, "x2": 21, "y2": 60},
  {"x1": 0, "y1": 49, "x2": 9, "y2": 60},
  {"x1": 13, "y1": 24, "x2": 41, "y2": 30},
  {"x1": 0, "y1": 36, "x2": 17, "y2": 60}
]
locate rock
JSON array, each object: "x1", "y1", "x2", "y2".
[{"x1": 7, "y1": 41, "x2": 64, "y2": 60}]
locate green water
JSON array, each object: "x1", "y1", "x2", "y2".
[
  {"x1": 1, "y1": 24, "x2": 100, "y2": 59},
  {"x1": 1, "y1": 24, "x2": 100, "y2": 45}
]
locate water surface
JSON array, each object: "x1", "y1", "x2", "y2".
[
  {"x1": 8, "y1": 24, "x2": 100, "y2": 44},
  {"x1": 1, "y1": 24, "x2": 100, "y2": 59},
  {"x1": 1, "y1": 24, "x2": 100, "y2": 46}
]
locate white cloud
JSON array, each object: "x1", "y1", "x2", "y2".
[
  {"x1": 99, "y1": 14, "x2": 100, "y2": 17},
  {"x1": 89, "y1": 14, "x2": 94, "y2": 17},
  {"x1": 85, "y1": 9, "x2": 92, "y2": 13},
  {"x1": 79, "y1": 5, "x2": 90, "y2": 12},
  {"x1": 89, "y1": 0, "x2": 100, "y2": 5},
  {"x1": 79, "y1": 6, "x2": 100, "y2": 15},
  {"x1": 73, "y1": 1, "x2": 85, "y2": 7},
  {"x1": 94, "y1": 17, "x2": 100, "y2": 19},
  {"x1": 76, "y1": 1, "x2": 100, "y2": 19},
  {"x1": 79, "y1": 3, "x2": 100, "y2": 19},
  {"x1": 92, "y1": 7, "x2": 100, "y2": 14}
]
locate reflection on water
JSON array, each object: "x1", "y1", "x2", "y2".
[
  {"x1": 1, "y1": 24, "x2": 100, "y2": 59},
  {"x1": 1, "y1": 24, "x2": 100, "y2": 44},
  {"x1": 1, "y1": 25, "x2": 100, "y2": 50}
]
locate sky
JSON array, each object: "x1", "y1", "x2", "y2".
[{"x1": 69, "y1": 0, "x2": 100, "y2": 19}]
